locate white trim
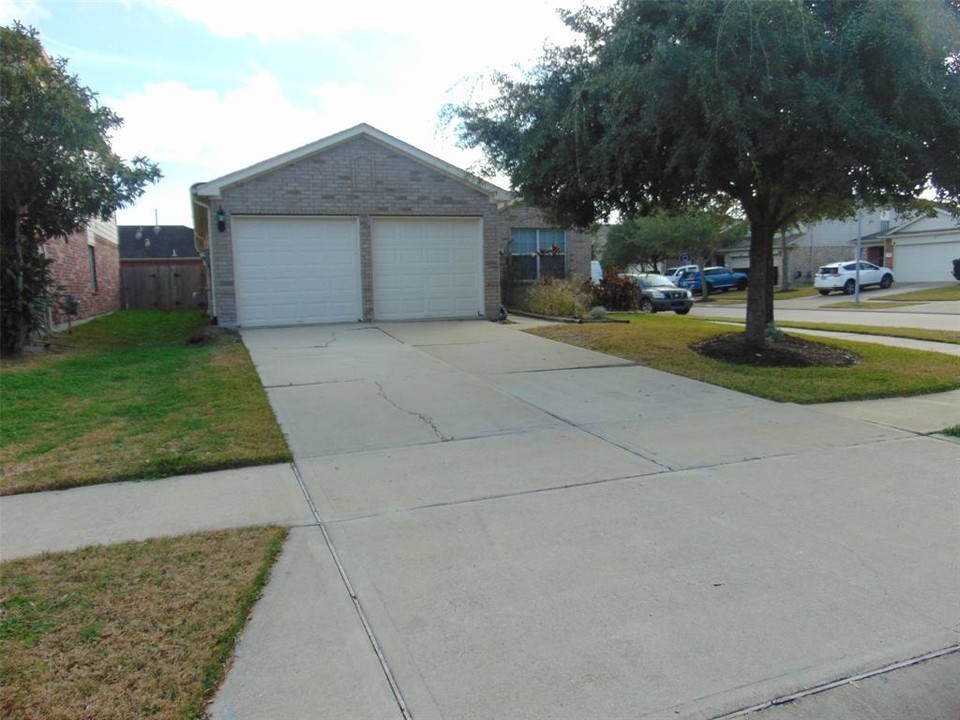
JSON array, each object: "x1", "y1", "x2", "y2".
[{"x1": 194, "y1": 124, "x2": 511, "y2": 202}]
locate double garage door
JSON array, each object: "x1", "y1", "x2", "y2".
[{"x1": 233, "y1": 217, "x2": 482, "y2": 327}]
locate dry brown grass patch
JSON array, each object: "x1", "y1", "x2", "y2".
[{"x1": 1, "y1": 526, "x2": 287, "y2": 720}]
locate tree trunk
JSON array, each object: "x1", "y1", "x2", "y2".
[{"x1": 745, "y1": 220, "x2": 776, "y2": 349}]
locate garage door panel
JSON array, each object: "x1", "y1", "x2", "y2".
[
  {"x1": 894, "y1": 241, "x2": 960, "y2": 282},
  {"x1": 372, "y1": 218, "x2": 483, "y2": 321},
  {"x1": 234, "y1": 218, "x2": 361, "y2": 327}
]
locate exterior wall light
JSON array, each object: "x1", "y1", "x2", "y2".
[{"x1": 216, "y1": 206, "x2": 226, "y2": 232}]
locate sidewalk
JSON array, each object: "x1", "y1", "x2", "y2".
[{"x1": 2, "y1": 318, "x2": 957, "y2": 720}]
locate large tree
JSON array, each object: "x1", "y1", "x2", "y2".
[
  {"x1": 1, "y1": 22, "x2": 161, "y2": 356},
  {"x1": 454, "y1": 0, "x2": 960, "y2": 347}
]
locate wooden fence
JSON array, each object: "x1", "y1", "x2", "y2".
[{"x1": 121, "y1": 264, "x2": 205, "y2": 310}]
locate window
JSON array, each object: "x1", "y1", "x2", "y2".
[
  {"x1": 510, "y1": 228, "x2": 566, "y2": 281},
  {"x1": 88, "y1": 244, "x2": 98, "y2": 292}
]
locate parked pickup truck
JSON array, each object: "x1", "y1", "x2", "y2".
[{"x1": 676, "y1": 266, "x2": 748, "y2": 293}]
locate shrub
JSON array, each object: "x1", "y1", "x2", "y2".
[
  {"x1": 521, "y1": 277, "x2": 592, "y2": 318},
  {"x1": 593, "y1": 267, "x2": 640, "y2": 311}
]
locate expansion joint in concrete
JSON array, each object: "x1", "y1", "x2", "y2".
[
  {"x1": 711, "y1": 644, "x2": 960, "y2": 719},
  {"x1": 289, "y1": 461, "x2": 413, "y2": 720}
]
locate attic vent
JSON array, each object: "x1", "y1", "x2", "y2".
[{"x1": 353, "y1": 156, "x2": 374, "y2": 192}]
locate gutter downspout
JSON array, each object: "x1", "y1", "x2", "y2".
[{"x1": 190, "y1": 183, "x2": 217, "y2": 321}]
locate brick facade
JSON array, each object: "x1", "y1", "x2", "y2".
[
  {"x1": 43, "y1": 222, "x2": 120, "y2": 325},
  {"x1": 196, "y1": 127, "x2": 598, "y2": 327},
  {"x1": 207, "y1": 135, "x2": 500, "y2": 325}
]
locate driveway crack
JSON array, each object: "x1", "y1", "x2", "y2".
[
  {"x1": 314, "y1": 332, "x2": 337, "y2": 348},
  {"x1": 374, "y1": 381, "x2": 449, "y2": 441}
]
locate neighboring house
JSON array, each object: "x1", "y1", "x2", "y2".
[
  {"x1": 43, "y1": 216, "x2": 120, "y2": 326},
  {"x1": 719, "y1": 209, "x2": 908, "y2": 283},
  {"x1": 190, "y1": 123, "x2": 593, "y2": 328},
  {"x1": 719, "y1": 208, "x2": 959, "y2": 283},
  {"x1": 869, "y1": 209, "x2": 960, "y2": 283},
  {"x1": 118, "y1": 225, "x2": 206, "y2": 310}
]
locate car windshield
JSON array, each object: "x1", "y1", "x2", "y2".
[{"x1": 641, "y1": 274, "x2": 676, "y2": 288}]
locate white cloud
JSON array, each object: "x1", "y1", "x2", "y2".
[
  {"x1": 97, "y1": 0, "x2": 617, "y2": 225},
  {"x1": 0, "y1": 0, "x2": 49, "y2": 24},
  {"x1": 109, "y1": 59, "x2": 509, "y2": 227}
]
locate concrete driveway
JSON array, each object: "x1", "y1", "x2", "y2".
[{"x1": 214, "y1": 320, "x2": 959, "y2": 720}]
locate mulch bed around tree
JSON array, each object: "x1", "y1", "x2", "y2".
[{"x1": 693, "y1": 333, "x2": 860, "y2": 368}]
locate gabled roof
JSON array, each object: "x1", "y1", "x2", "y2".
[
  {"x1": 881, "y1": 207, "x2": 960, "y2": 236},
  {"x1": 192, "y1": 123, "x2": 511, "y2": 201},
  {"x1": 118, "y1": 225, "x2": 200, "y2": 260}
]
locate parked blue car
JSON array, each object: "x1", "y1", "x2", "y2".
[{"x1": 676, "y1": 266, "x2": 748, "y2": 293}]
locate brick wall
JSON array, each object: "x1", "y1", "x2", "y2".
[
  {"x1": 44, "y1": 227, "x2": 121, "y2": 325},
  {"x1": 210, "y1": 135, "x2": 501, "y2": 325}
]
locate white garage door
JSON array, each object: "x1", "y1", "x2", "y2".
[
  {"x1": 894, "y1": 239, "x2": 960, "y2": 282},
  {"x1": 233, "y1": 217, "x2": 361, "y2": 327},
  {"x1": 372, "y1": 218, "x2": 483, "y2": 321}
]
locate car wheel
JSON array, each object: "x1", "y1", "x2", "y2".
[
  {"x1": 843, "y1": 279, "x2": 856, "y2": 295},
  {"x1": 639, "y1": 298, "x2": 655, "y2": 314},
  {"x1": 818, "y1": 289, "x2": 830, "y2": 296},
  {"x1": 736, "y1": 279, "x2": 748, "y2": 291},
  {"x1": 675, "y1": 308, "x2": 690, "y2": 315},
  {"x1": 880, "y1": 274, "x2": 893, "y2": 289}
]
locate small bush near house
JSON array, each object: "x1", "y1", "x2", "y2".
[
  {"x1": 521, "y1": 277, "x2": 593, "y2": 318},
  {"x1": 592, "y1": 267, "x2": 640, "y2": 311},
  {"x1": 944, "y1": 425, "x2": 960, "y2": 438}
]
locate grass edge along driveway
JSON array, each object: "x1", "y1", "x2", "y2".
[
  {"x1": 528, "y1": 315, "x2": 960, "y2": 404},
  {"x1": 0, "y1": 310, "x2": 291, "y2": 496}
]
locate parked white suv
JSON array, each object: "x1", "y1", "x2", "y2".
[{"x1": 814, "y1": 261, "x2": 894, "y2": 295}]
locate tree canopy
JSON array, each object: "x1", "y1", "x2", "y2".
[
  {"x1": 454, "y1": 0, "x2": 960, "y2": 346},
  {"x1": 1, "y1": 22, "x2": 161, "y2": 355},
  {"x1": 602, "y1": 209, "x2": 745, "y2": 272}
]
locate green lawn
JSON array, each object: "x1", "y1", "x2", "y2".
[
  {"x1": 695, "y1": 284, "x2": 821, "y2": 304},
  {"x1": 0, "y1": 310, "x2": 291, "y2": 495},
  {"x1": 697, "y1": 317, "x2": 960, "y2": 345},
  {"x1": 529, "y1": 315, "x2": 960, "y2": 404},
  {"x1": 1, "y1": 526, "x2": 286, "y2": 720},
  {"x1": 878, "y1": 285, "x2": 960, "y2": 302},
  {"x1": 823, "y1": 300, "x2": 925, "y2": 309}
]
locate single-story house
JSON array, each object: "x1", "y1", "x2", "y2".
[
  {"x1": 190, "y1": 124, "x2": 592, "y2": 328},
  {"x1": 43, "y1": 216, "x2": 120, "y2": 326},
  {"x1": 118, "y1": 224, "x2": 207, "y2": 310}
]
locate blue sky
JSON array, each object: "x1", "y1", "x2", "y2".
[{"x1": 2, "y1": 0, "x2": 607, "y2": 227}]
